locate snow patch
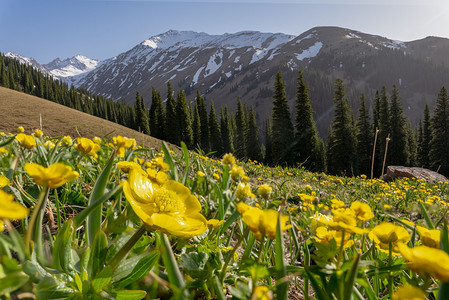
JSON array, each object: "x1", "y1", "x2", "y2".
[
  {"x1": 295, "y1": 41, "x2": 323, "y2": 61},
  {"x1": 192, "y1": 67, "x2": 205, "y2": 85},
  {"x1": 204, "y1": 52, "x2": 223, "y2": 77},
  {"x1": 250, "y1": 49, "x2": 269, "y2": 64}
]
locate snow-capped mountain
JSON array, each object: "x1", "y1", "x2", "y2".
[
  {"x1": 44, "y1": 55, "x2": 99, "y2": 77},
  {"x1": 5, "y1": 52, "x2": 50, "y2": 75}
]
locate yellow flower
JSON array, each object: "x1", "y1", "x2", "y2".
[
  {"x1": 93, "y1": 136, "x2": 102, "y2": 144},
  {"x1": 25, "y1": 162, "x2": 79, "y2": 188},
  {"x1": 251, "y1": 286, "x2": 273, "y2": 300},
  {"x1": 153, "y1": 156, "x2": 169, "y2": 172},
  {"x1": 0, "y1": 175, "x2": 10, "y2": 188},
  {"x1": 236, "y1": 183, "x2": 255, "y2": 200},
  {"x1": 237, "y1": 203, "x2": 290, "y2": 240},
  {"x1": 416, "y1": 225, "x2": 440, "y2": 248},
  {"x1": 350, "y1": 201, "x2": 374, "y2": 222},
  {"x1": 17, "y1": 126, "x2": 24, "y2": 133},
  {"x1": 315, "y1": 226, "x2": 354, "y2": 249},
  {"x1": 331, "y1": 199, "x2": 345, "y2": 210},
  {"x1": 113, "y1": 136, "x2": 135, "y2": 157},
  {"x1": 222, "y1": 153, "x2": 236, "y2": 166},
  {"x1": 213, "y1": 173, "x2": 220, "y2": 180},
  {"x1": 230, "y1": 164, "x2": 245, "y2": 180},
  {"x1": 393, "y1": 284, "x2": 426, "y2": 300},
  {"x1": 368, "y1": 223, "x2": 410, "y2": 254},
  {"x1": 321, "y1": 209, "x2": 368, "y2": 235},
  {"x1": 207, "y1": 219, "x2": 223, "y2": 229},
  {"x1": 384, "y1": 204, "x2": 391, "y2": 210},
  {"x1": 16, "y1": 133, "x2": 36, "y2": 149},
  {"x1": 122, "y1": 168, "x2": 207, "y2": 238},
  {"x1": 0, "y1": 189, "x2": 29, "y2": 221},
  {"x1": 117, "y1": 161, "x2": 144, "y2": 173},
  {"x1": 298, "y1": 193, "x2": 316, "y2": 203},
  {"x1": 146, "y1": 168, "x2": 169, "y2": 185},
  {"x1": 74, "y1": 137, "x2": 101, "y2": 158},
  {"x1": 398, "y1": 243, "x2": 449, "y2": 282},
  {"x1": 258, "y1": 184, "x2": 272, "y2": 200},
  {"x1": 44, "y1": 140, "x2": 55, "y2": 150},
  {"x1": 197, "y1": 171, "x2": 205, "y2": 177},
  {"x1": 0, "y1": 147, "x2": 8, "y2": 154},
  {"x1": 33, "y1": 129, "x2": 43, "y2": 137},
  {"x1": 61, "y1": 135, "x2": 73, "y2": 146}
]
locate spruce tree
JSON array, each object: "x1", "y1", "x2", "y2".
[
  {"x1": 264, "y1": 117, "x2": 273, "y2": 165},
  {"x1": 165, "y1": 82, "x2": 178, "y2": 144},
  {"x1": 175, "y1": 89, "x2": 193, "y2": 148},
  {"x1": 294, "y1": 70, "x2": 321, "y2": 170},
  {"x1": 196, "y1": 91, "x2": 210, "y2": 152},
  {"x1": 430, "y1": 87, "x2": 449, "y2": 175},
  {"x1": 246, "y1": 106, "x2": 262, "y2": 162},
  {"x1": 406, "y1": 122, "x2": 417, "y2": 166},
  {"x1": 356, "y1": 93, "x2": 373, "y2": 175},
  {"x1": 417, "y1": 104, "x2": 431, "y2": 168},
  {"x1": 208, "y1": 101, "x2": 222, "y2": 156},
  {"x1": 271, "y1": 71, "x2": 295, "y2": 165},
  {"x1": 378, "y1": 86, "x2": 390, "y2": 168},
  {"x1": 234, "y1": 97, "x2": 247, "y2": 159},
  {"x1": 388, "y1": 85, "x2": 409, "y2": 166},
  {"x1": 192, "y1": 104, "x2": 201, "y2": 149},
  {"x1": 149, "y1": 87, "x2": 165, "y2": 139},
  {"x1": 326, "y1": 78, "x2": 357, "y2": 175},
  {"x1": 220, "y1": 106, "x2": 234, "y2": 154}
]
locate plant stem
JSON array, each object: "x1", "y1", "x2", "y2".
[
  {"x1": 25, "y1": 184, "x2": 50, "y2": 258},
  {"x1": 220, "y1": 227, "x2": 250, "y2": 283},
  {"x1": 336, "y1": 229, "x2": 346, "y2": 269},
  {"x1": 109, "y1": 225, "x2": 147, "y2": 270},
  {"x1": 388, "y1": 242, "x2": 393, "y2": 300}
]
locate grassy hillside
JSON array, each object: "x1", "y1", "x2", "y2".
[{"x1": 0, "y1": 86, "x2": 163, "y2": 149}]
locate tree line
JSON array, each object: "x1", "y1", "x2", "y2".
[{"x1": 2, "y1": 52, "x2": 449, "y2": 177}]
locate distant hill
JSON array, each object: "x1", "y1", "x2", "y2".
[{"x1": 0, "y1": 87, "x2": 163, "y2": 149}]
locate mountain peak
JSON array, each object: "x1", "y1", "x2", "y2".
[{"x1": 44, "y1": 55, "x2": 98, "y2": 78}]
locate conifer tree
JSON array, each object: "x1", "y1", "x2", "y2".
[
  {"x1": 1, "y1": 59, "x2": 8, "y2": 87},
  {"x1": 196, "y1": 91, "x2": 210, "y2": 152},
  {"x1": 388, "y1": 85, "x2": 409, "y2": 166},
  {"x1": 149, "y1": 87, "x2": 165, "y2": 139},
  {"x1": 430, "y1": 87, "x2": 449, "y2": 175},
  {"x1": 134, "y1": 92, "x2": 143, "y2": 132},
  {"x1": 271, "y1": 71, "x2": 294, "y2": 165},
  {"x1": 406, "y1": 122, "x2": 417, "y2": 166},
  {"x1": 326, "y1": 78, "x2": 357, "y2": 175},
  {"x1": 378, "y1": 86, "x2": 390, "y2": 168},
  {"x1": 356, "y1": 93, "x2": 372, "y2": 175},
  {"x1": 208, "y1": 100, "x2": 222, "y2": 156},
  {"x1": 220, "y1": 106, "x2": 234, "y2": 154},
  {"x1": 192, "y1": 104, "x2": 201, "y2": 149},
  {"x1": 246, "y1": 106, "x2": 262, "y2": 161},
  {"x1": 135, "y1": 93, "x2": 150, "y2": 135},
  {"x1": 165, "y1": 82, "x2": 178, "y2": 144},
  {"x1": 234, "y1": 97, "x2": 247, "y2": 159},
  {"x1": 294, "y1": 70, "x2": 321, "y2": 170},
  {"x1": 264, "y1": 117, "x2": 273, "y2": 165},
  {"x1": 175, "y1": 89, "x2": 193, "y2": 148},
  {"x1": 417, "y1": 104, "x2": 431, "y2": 168}
]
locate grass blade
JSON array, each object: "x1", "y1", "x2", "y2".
[{"x1": 275, "y1": 215, "x2": 288, "y2": 300}]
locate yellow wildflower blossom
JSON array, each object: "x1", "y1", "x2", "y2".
[
  {"x1": 398, "y1": 243, "x2": 449, "y2": 282},
  {"x1": 113, "y1": 136, "x2": 135, "y2": 157},
  {"x1": 122, "y1": 167, "x2": 207, "y2": 238},
  {"x1": 17, "y1": 126, "x2": 24, "y2": 133},
  {"x1": 230, "y1": 164, "x2": 245, "y2": 180},
  {"x1": 146, "y1": 168, "x2": 169, "y2": 185},
  {"x1": 0, "y1": 175, "x2": 10, "y2": 188},
  {"x1": 236, "y1": 183, "x2": 255, "y2": 200},
  {"x1": 0, "y1": 189, "x2": 29, "y2": 221},
  {"x1": 207, "y1": 219, "x2": 223, "y2": 229},
  {"x1": 251, "y1": 286, "x2": 273, "y2": 300},
  {"x1": 25, "y1": 162, "x2": 79, "y2": 188},
  {"x1": 33, "y1": 129, "x2": 43, "y2": 137},
  {"x1": 350, "y1": 201, "x2": 374, "y2": 222},
  {"x1": 0, "y1": 147, "x2": 8, "y2": 154},
  {"x1": 315, "y1": 226, "x2": 354, "y2": 249},
  {"x1": 222, "y1": 153, "x2": 236, "y2": 166},
  {"x1": 61, "y1": 135, "x2": 73, "y2": 146},
  {"x1": 16, "y1": 133, "x2": 36, "y2": 149},
  {"x1": 153, "y1": 156, "x2": 169, "y2": 172},
  {"x1": 416, "y1": 225, "x2": 440, "y2": 248},
  {"x1": 392, "y1": 284, "x2": 426, "y2": 300},
  {"x1": 74, "y1": 137, "x2": 101, "y2": 158},
  {"x1": 368, "y1": 223, "x2": 410, "y2": 254},
  {"x1": 44, "y1": 140, "x2": 55, "y2": 150},
  {"x1": 237, "y1": 203, "x2": 290, "y2": 240},
  {"x1": 258, "y1": 184, "x2": 272, "y2": 200},
  {"x1": 117, "y1": 161, "x2": 144, "y2": 174},
  {"x1": 93, "y1": 136, "x2": 102, "y2": 144}
]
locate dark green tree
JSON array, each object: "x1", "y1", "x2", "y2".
[
  {"x1": 326, "y1": 78, "x2": 357, "y2": 175},
  {"x1": 220, "y1": 106, "x2": 234, "y2": 154},
  {"x1": 234, "y1": 97, "x2": 247, "y2": 159},
  {"x1": 208, "y1": 100, "x2": 222, "y2": 156},
  {"x1": 356, "y1": 93, "x2": 372, "y2": 175},
  {"x1": 378, "y1": 86, "x2": 390, "y2": 168},
  {"x1": 264, "y1": 116, "x2": 273, "y2": 165},
  {"x1": 246, "y1": 106, "x2": 262, "y2": 161},
  {"x1": 196, "y1": 91, "x2": 210, "y2": 152},
  {"x1": 175, "y1": 89, "x2": 193, "y2": 148},
  {"x1": 165, "y1": 82, "x2": 179, "y2": 144},
  {"x1": 192, "y1": 103, "x2": 201, "y2": 149},
  {"x1": 388, "y1": 85, "x2": 409, "y2": 166},
  {"x1": 430, "y1": 87, "x2": 449, "y2": 175},
  {"x1": 271, "y1": 71, "x2": 294, "y2": 165},
  {"x1": 417, "y1": 104, "x2": 432, "y2": 168},
  {"x1": 149, "y1": 87, "x2": 165, "y2": 139},
  {"x1": 294, "y1": 70, "x2": 321, "y2": 170}
]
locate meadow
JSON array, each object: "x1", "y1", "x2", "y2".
[{"x1": 0, "y1": 127, "x2": 449, "y2": 300}]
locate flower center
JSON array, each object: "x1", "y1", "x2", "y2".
[{"x1": 152, "y1": 187, "x2": 184, "y2": 213}]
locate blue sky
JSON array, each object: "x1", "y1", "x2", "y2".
[{"x1": 1, "y1": 0, "x2": 448, "y2": 63}]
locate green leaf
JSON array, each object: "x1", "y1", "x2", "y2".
[
  {"x1": 343, "y1": 253, "x2": 360, "y2": 300},
  {"x1": 52, "y1": 219, "x2": 75, "y2": 272},
  {"x1": 35, "y1": 276, "x2": 75, "y2": 299},
  {"x1": 90, "y1": 231, "x2": 108, "y2": 277},
  {"x1": 438, "y1": 222, "x2": 449, "y2": 300},
  {"x1": 220, "y1": 210, "x2": 240, "y2": 235},
  {"x1": 179, "y1": 252, "x2": 208, "y2": 279},
  {"x1": 111, "y1": 253, "x2": 146, "y2": 282},
  {"x1": 86, "y1": 151, "x2": 115, "y2": 245},
  {"x1": 113, "y1": 252, "x2": 159, "y2": 289},
  {"x1": 275, "y1": 215, "x2": 288, "y2": 300},
  {"x1": 0, "y1": 271, "x2": 29, "y2": 294},
  {"x1": 92, "y1": 266, "x2": 112, "y2": 291},
  {"x1": 159, "y1": 233, "x2": 187, "y2": 298},
  {"x1": 113, "y1": 289, "x2": 147, "y2": 300},
  {"x1": 419, "y1": 202, "x2": 434, "y2": 229},
  {"x1": 212, "y1": 275, "x2": 226, "y2": 300},
  {"x1": 304, "y1": 267, "x2": 330, "y2": 300},
  {"x1": 161, "y1": 142, "x2": 178, "y2": 182}
]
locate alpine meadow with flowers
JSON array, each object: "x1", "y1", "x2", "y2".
[{"x1": 1, "y1": 127, "x2": 449, "y2": 300}]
